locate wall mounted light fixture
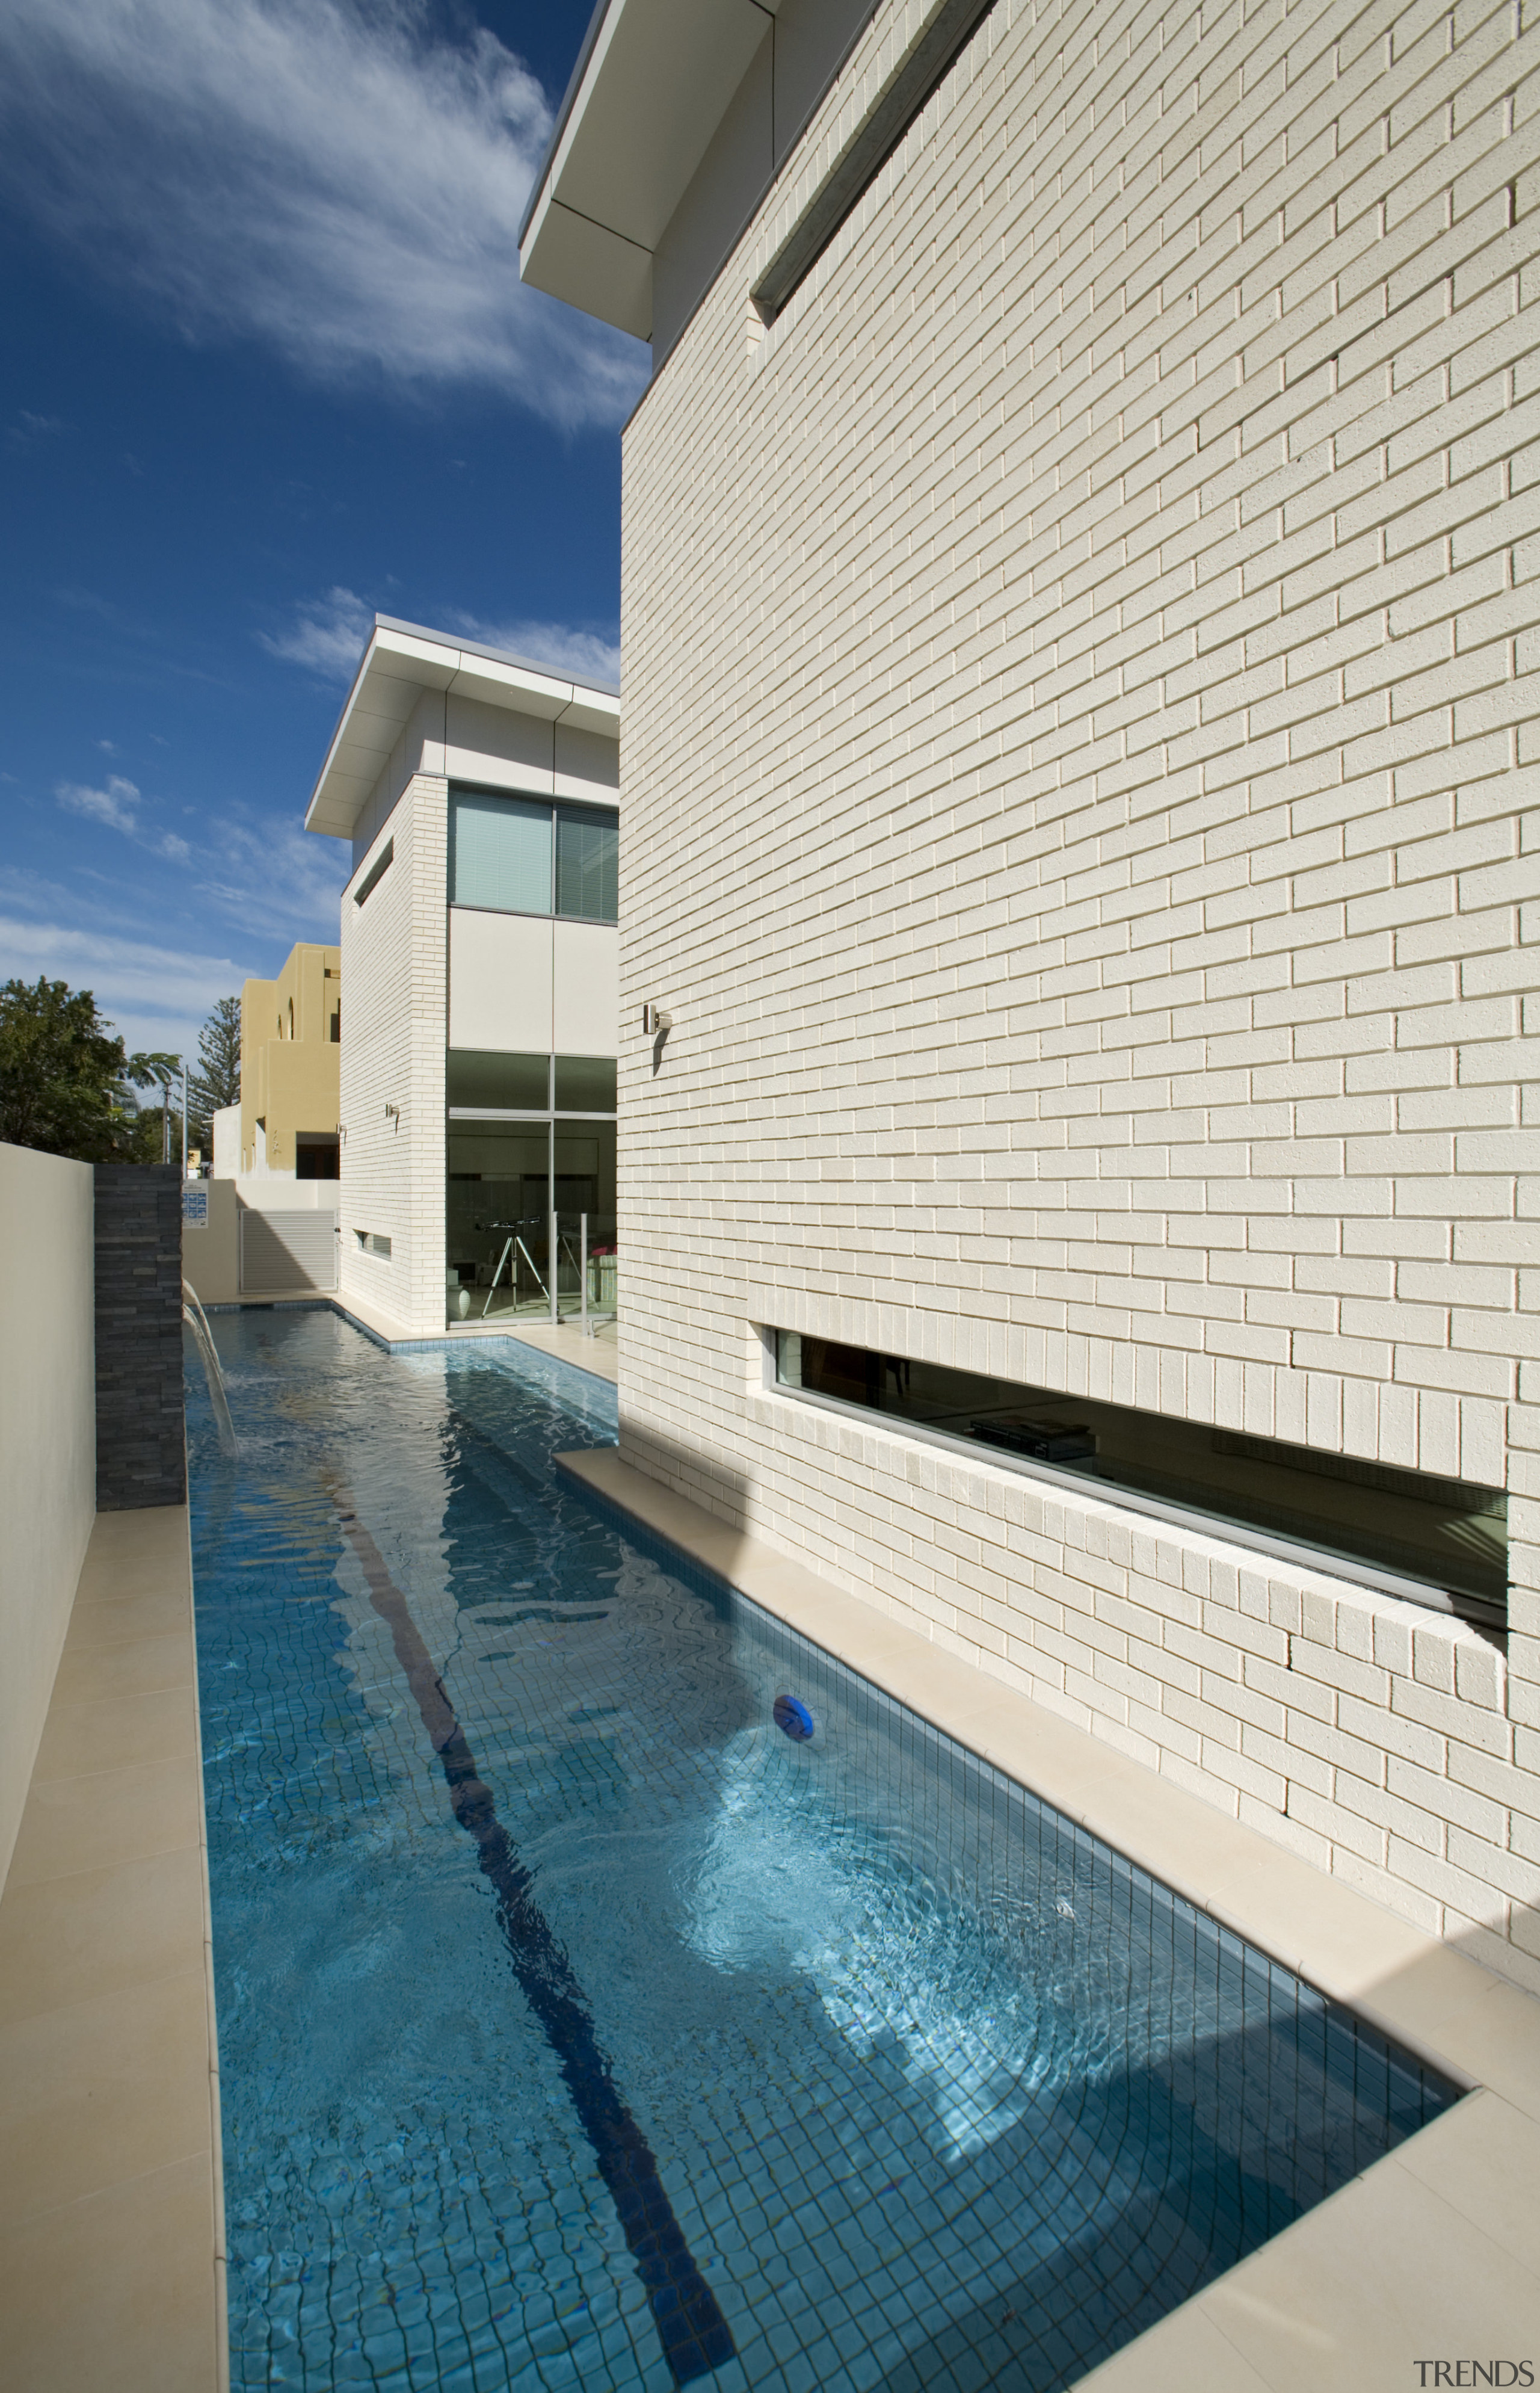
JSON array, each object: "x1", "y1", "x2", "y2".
[{"x1": 641, "y1": 1004, "x2": 673, "y2": 1034}]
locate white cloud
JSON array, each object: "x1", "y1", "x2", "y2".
[
  {"x1": 0, "y1": 912, "x2": 254, "y2": 1061},
  {"x1": 198, "y1": 816, "x2": 349, "y2": 944},
  {"x1": 260, "y1": 590, "x2": 621, "y2": 690},
  {"x1": 452, "y1": 614, "x2": 621, "y2": 689},
  {"x1": 57, "y1": 773, "x2": 196, "y2": 861},
  {"x1": 0, "y1": 0, "x2": 646, "y2": 428},
  {"x1": 258, "y1": 587, "x2": 372, "y2": 681},
  {"x1": 58, "y1": 772, "x2": 139, "y2": 833}
]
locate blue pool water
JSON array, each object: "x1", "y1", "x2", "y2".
[{"x1": 189, "y1": 1309, "x2": 1456, "y2": 2393}]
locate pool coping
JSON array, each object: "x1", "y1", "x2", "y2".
[
  {"x1": 556, "y1": 1445, "x2": 1540, "y2": 2389},
  {"x1": 0, "y1": 1504, "x2": 226, "y2": 2393}
]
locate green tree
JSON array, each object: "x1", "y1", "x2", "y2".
[
  {"x1": 0, "y1": 977, "x2": 179, "y2": 1163},
  {"x1": 187, "y1": 995, "x2": 241, "y2": 1149}
]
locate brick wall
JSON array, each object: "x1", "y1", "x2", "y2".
[
  {"x1": 621, "y1": 0, "x2": 1540, "y2": 1982},
  {"x1": 339, "y1": 776, "x2": 448, "y2": 1335},
  {"x1": 94, "y1": 1164, "x2": 185, "y2": 1510}
]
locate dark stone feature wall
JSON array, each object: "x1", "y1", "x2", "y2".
[{"x1": 94, "y1": 1164, "x2": 186, "y2": 1510}]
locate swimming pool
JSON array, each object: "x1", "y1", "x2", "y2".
[{"x1": 190, "y1": 1309, "x2": 1456, "y2": 2392}]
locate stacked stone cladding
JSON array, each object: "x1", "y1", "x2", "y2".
[
  {"x1": 94, "y1": 1163, "x2": 185, "y2": 1510},
  {"x1": 620, "y1": 0, "x2": 1540, "y2": 1981}
]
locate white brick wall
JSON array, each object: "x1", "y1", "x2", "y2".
[
  {"x1": 339, "y1": 774, "x2": 447, "y2": 1334},
  {"x1": 620, "y1": 0, "x2": 1540, "y2": 1983}
]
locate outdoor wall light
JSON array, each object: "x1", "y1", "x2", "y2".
[
  {"x1": 384, "y1": 1102, "x2": 401, "y2": 1126},
  {"x1": 641, "y1": 1004, "x2": 673, "y2": 1034}
]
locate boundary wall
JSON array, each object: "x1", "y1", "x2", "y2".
[
  {"x1": 619, "y1": 0, "x2": 1540, "y2": 1984},
  {"x1": 0, "y1": 1143, "x2": 95, "y2": 1889}
]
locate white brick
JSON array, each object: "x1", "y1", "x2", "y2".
[{"x1": 618, "y1": 0, "x2": 1540, "y2": 1987}]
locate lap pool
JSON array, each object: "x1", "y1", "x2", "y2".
[{"x1": 189, "y1": 1308, "x2": 1456, "y2": 2393}]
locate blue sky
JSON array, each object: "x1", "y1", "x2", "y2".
[{"x1": 0, "y1": 0, "x2": 641, "y2": 1062}]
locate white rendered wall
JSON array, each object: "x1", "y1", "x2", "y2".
[
  {"x1": 554, "y1": 921, "x2": 620, "y2": 1057},
  {"x1": 0, "y1": 1144, "x2": 94, "y2": 1892},
  {"x1": 339, "y1": 777, "x2": 448, "y2": 1335},
  {"x1": 212, "y1": 1104, "x2": 239, "y2": 1179},
  {"x1": 621, "y1": 0, "x2": 1540, "y2": 1985},
  {"x1": 449, "y1": 910, "x2": 554, "y2": 1052}
]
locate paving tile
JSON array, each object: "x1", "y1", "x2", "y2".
[
  {"x1": 29, "y1": 1684, "x2": 198, "y2": 1782},
  {"x1": 1068, "y1": 2298, "x2": 1273, "y2": 2391},
  {"x1": 0, "y1": 1847, "x2": 206, "y2": 2026},
  {"x1": 1199, "y1": 2155, "x2": 1540, "y2": 2391},
  {"x1": 50, "y1": 1629, "x2": 193, "y2": 1709},
  {"x1": 1390, "y1": 2088, "x2": 1540, "y2": 2283},
  {"x1": 5, "y1": 1756, "x2": 202, "y2": 1888},
  {"x1": 0, "y1": 1968, "x2": 211, "y2": 2228},
  {"x1": 66, "y1": 1584, "x2": 192, "y2": 1649},
  {"x1": 0, "y1": 2152, "x2": 218, "y2": 2393}
]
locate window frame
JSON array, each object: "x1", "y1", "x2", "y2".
[
  {"x1": 447, "y1": 782, "x2": 618, "y2": 925},
  {"x1": 762, "y1": 1329, "x2": 1506, "y2": 1630}
]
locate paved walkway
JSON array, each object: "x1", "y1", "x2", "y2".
[{"x1": 0, "y1": 1505, "x2": 223, "y2": 2393}]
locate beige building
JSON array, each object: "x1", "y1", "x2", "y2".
[
  {"x1": 523, "y1": 0, "x2": 1540, "y2": 2004},
  {"x1": 239, "y1": 942, "x2": 342, "y2": 1179}
]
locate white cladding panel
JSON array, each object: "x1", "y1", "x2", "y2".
[
  {"x1": 448, "y1": 909, "x2": 553, "y2": 1053},
  {"x1": 444, "y1": 695, "x2": 555, "y2": 795},
  {"x1": 553, "y1": 920, "x2": 620, "y2": 1058}
]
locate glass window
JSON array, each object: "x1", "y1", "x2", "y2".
[
  {"x1": 446, "y1": 1050, "x2": 549, "y2": 1112},
  {"x1": 449, "y1": 793, "x2": 552, "y2": 913},
  {"x1": 555, "y1": 807, "x2": 618, "y2": 923},
  {"x1": 774, "y1": 1333, "x2": 1508, "y2": 1627},
  {"x1": 553, "y1": 1055, "x2": 617, "y2": 1113}
]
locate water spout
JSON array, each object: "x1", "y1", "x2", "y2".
[{"x1": 182, "y1": 1283, "x2": 238, "y2": 1457}]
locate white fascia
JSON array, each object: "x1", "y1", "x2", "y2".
[
  {"x1": 518, "y1": 0, "x2": 775, "y2": 339},
  {"x1": 303, "y1": 617, "x2": 620, "y2": 843}
]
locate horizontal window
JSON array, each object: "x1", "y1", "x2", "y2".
[
  {"x1": 355, "y1": 1230, "x2": 392, "y2": 1259},
  {"x1": 353, "y1": 838, "x2": 393, "y2": 907},
  {"x1": 446, "y1": 1050, "x2": 550, "y2": 1112},
  {"x1": 448, "y1": 788, "x2": 617, "y2": 923},
  {"x1": 553, "y1": 1055, "x2": 617, "y2": 1113},
  {"x1": 445, "y1": 1050, "x2": 617, "y2": 1119},
  {"x1": 772, "y1": 1333, "x2": 1507, "y2": 1629},
  {"x1": 751, "y1": 0, "x2": 999, "y2": 327}
]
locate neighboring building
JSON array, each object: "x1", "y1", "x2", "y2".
[
  {"x1": 523, "y1": 2, "x2": 1540, "y2": 1987},
  {"x1": 304, "y1": 616, "x2": 620, "y2": 1338},
  {"x1": 211, "y1": 1103, "x2": 240, "y2": 1182},
  {"x1": 239, "y1": 942, "x2": 342, "y2": 1178}
]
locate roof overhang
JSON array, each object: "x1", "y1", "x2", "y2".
[
  {"x1": 304, "y1": 616, "x2": 620, "y2": 842},
  {"x1": 519, "y1": 0, "x2": 774, "y2": 339}
]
